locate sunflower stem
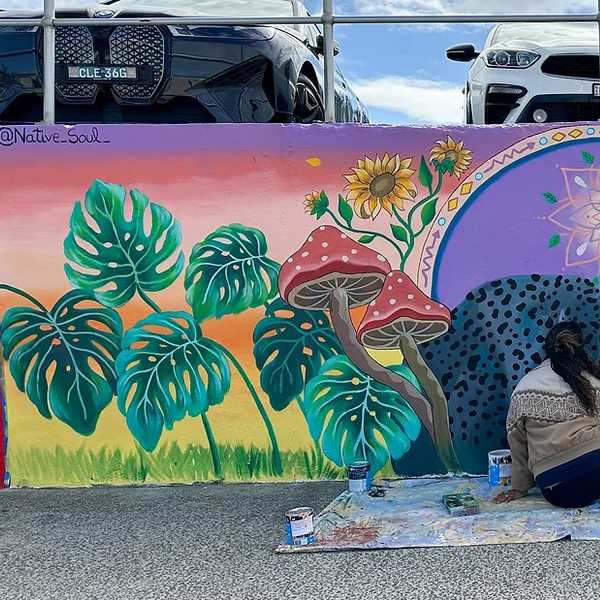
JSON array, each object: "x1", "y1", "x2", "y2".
[
  {"x1": 137, "y1": 287, "x2": 161, "y2": 314},
  {"x1": 214, "y1": 341, "x2": 283, "y2": 476},
  {"x1": 201, "y1": 413, "x2": 223, "y2": 480},
  {"x1": 324, "y1": 209, "x2": 404, "y2": 264},
  {"x1": 0, "y1": 284, "x2": 48, "y2": 312},
  {"x1": 407, "y1": 172, "x2": 444, "y2": 231}
]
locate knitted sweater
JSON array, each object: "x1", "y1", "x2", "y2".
[{"x1": 506, "y1": 359, "x2": 600, "y2": 491}]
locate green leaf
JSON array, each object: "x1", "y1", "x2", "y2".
[
  {"x1": 358, "y1": 234, "x2": 376, "y2": 244},
  {"x1": 548, "y1": 234, "x2": 561, "y2": 248},
  {"x1": 184, "y1": 223, "x2": 280, "y2": 323},
  {"x1": 390, "y1": 223, "x2": 410, "y2": 243},
  {"x1": 311, "y1": 192, "x2": 329, "y2": 220},
  {"x1": 116, "y1": 311, "x2": 230, "y2": 451},
  {"x1": 302, "y1": 355, "x2": 421, "y2": 474},
  {"x1": 582, "y1": 151, "x2": 595, "y2": 165},
  {"x1": 338, "y1": 195, "x2": 354, "y2": 226},
  {"x1": 435, "y1": 157, "x2": 455, "y2": 175},
  {"x1": 253, "y1": 297, "x2": 341, "y2": 411},
  {"x1": 543, "y1": 192, "x2": 558, "y2": 204},
  {"x1": 418, "y1": 155, "x2": 433, "y2": 190},
  {"x1": 64, "y1": 180, "x2": 184, "y2": 308},
  {"x1": 420, "y1": 197, "x2": 438, "y2": 227},
  {"x1": 0, "y1": 290, "x2": 122, "y2": 435}
]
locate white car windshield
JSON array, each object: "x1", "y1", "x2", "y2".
[
  {"x1": 492, "y1": 22, "x2": 599, "y2": 46},
  {"x1": 0, "y1": 0, "x2": 295, "y2": 15}
]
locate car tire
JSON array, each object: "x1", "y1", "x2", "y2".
[{"x1": 293, "y1": 74, "x2": 325, "y2": 123}]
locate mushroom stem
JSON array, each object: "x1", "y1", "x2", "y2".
[
  {"x1": 398, "y1": 334, "x2": 461, "y2": 474},
  {"x1": 329, "y1": 288, "x2": 435, "y2": 442}
]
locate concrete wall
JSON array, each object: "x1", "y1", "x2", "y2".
[{"x1": 1, "y1": 122, "x2": 599, "y2": 486}]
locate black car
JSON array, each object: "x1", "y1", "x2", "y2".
[{"x1": 0, "y1": 0, "x2": 369, "y2": 124}]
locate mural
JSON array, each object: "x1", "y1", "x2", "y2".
[{"x1": 1, "y1": 122, "x2": 600, "y2": 487}]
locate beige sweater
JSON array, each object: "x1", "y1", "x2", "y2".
[{"x1": 506, "y1": 359, "x2": 600, "y2": 491}]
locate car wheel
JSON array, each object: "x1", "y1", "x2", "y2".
[{"x1": 293, "y1": 74, "x2": 325, "y2": 123}]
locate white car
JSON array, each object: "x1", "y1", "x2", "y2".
[{"x1": 447, "y1": 22, "x2": 600, "y2": 124}]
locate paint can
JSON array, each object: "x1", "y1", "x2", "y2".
[
  {"x1": 348, "y1": 461, "x2": 371, "y2": 493},
  {"x1": 488, "y1": 449, "x2": 512, "y2": 487},
  {"x1": 285, "y1": 507, "x2": 315, "y2": 546}
]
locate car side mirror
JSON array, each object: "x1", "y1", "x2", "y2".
[
  {"x1": 446, "y1": 43, "x2": 479, "y2": 62},
  {"x1": 316, "y1": 34, "x2": 340, "y2": 56}
]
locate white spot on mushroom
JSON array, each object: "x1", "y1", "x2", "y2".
[
  {"x1": 387, "y1": 285, "x2": 392, "y2": 290},
  {"x1": 389, "y1": 299, "x2": 397, "y2": 305},
  {"x1": 388, "y1": 273, "x2": 394, "y2": 278},
  {"x1": 301, "y1": 251, "x2": 309, "y2": 258},
  {"x1": 377, "y1": 255, "x2": 386, "y2": 262},
  {"x1": 370, "y1": 301, "x2": 375, "y2": 306},
  {"x1": 287, "y1": 257, "x2": 293, "y2": 263},
  {"x1": 321, "y1": 256, "x2": 328, "y2": 262},
  {"x1": 425, "y1": 304, "x2": 432, "y2": 310},
  {"x1": 319, "y1": 226, "x2": 325, "y2": 231},
  {"x1": 308, "y1": 236, "x2": 314, "y2": 242},
  {"x1": 373, "y1": 311, "x2": 380, "y2": 316},
  {"x1": 408, "y1": 294, "x2": 414, "y2": 300},
  {"x1": 295, "y1": 265, "x2": 302, "y2": 271},
  {"x1": 342, "y1": 255, "x2": 349, "y2": 262},
  {"x1": 322, "y1": 242, "x2": 328, "y2": 248},
  {"x1": 397, "y1": 277, "x2": 403, "y2": 283},
  {"x1": 351, "y1": 249, "x2": 358, "y2": 255},
  {"x1": 341, "y1": 233, "x2": 347, "y2": 239},
  {"x1": 439, "y1": 304, "x2": 445, "y2": 308}
]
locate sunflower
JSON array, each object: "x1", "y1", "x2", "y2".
[
  {"x1": 344, "y1": 154, "x2": 417, "y2": 219},
  {"x1": 304, "y1": 191, "x2": 321, "y2": 214},
  {"x1": 430, "y1": 136, "x2": 472, "y2": 177}
]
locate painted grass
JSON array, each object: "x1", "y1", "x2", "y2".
[{"x1": 7, "y1": 443, "x2": 398, "y2": 487}]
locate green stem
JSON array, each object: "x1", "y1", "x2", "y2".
[
  {"x1": 215, "y1": 342, "x2": 283, "y2": 476},
  {"x1": 393, "y1": 207, "x2": 415, "y2": 272},
  {"x1": 407, "y1": 172, "x2": 444, "y2": 230},
  {"x1": 137, "y1": 287, "x2": 161, "y2": 313},
  {"x1": 201, "y1": 412, "x2": 223, "y2": 480},
  {"x1": 0, "y1": 284, "x2": 48, "y2": 312},
  {"x1": 325, "y1": 209, "x2": 404, "y2": 263}
]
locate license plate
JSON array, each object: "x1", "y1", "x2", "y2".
[
  {"x1": 594, "y1": 83, "x2": 600, "y2": 97},
  {"x1": 67, "y1": 65, "x2": 138, "y2": 81}
]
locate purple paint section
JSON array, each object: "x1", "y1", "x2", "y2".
[{"x1": 435, "y1": 140, "x2": 600, "y2": 308}]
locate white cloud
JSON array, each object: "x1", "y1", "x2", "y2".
[
  {"x1": 354, "y1": 0, "x2": 595, "y2": 15},
  {"x1": 352, "y1": 76, "x2": 463, "y2": 124}
]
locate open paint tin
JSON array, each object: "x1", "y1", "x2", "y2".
[
  {"x1": 348, "y1": 461, "x2": 371, "y2": 493},
  {"x1": 285, "y1": 507, "x2": 315, "y2": 546},
  {"x1": 488, "y1": 449, "x2": 512, "y2": 487}
]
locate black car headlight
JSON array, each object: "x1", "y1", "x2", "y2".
[{"x1": 484, "y1": 49, "x2": 540, "y2": 68}]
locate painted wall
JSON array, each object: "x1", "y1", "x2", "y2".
[{"x1": 1, "y1": 122, "x2": 599, "y2": 487}]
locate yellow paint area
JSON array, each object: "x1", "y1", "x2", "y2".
[{"x1": 366, "y1": 347, "x2": 404, "y2": 367}]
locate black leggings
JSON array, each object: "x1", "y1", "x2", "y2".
[{"x1": 536, "y1": 449, "x2": 600, "y2": 509}]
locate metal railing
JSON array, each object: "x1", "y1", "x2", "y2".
[{"x1": 0, "y1": 0, "x2": 598, "y2": 124}]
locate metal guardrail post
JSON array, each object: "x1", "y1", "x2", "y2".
[
  {"x1": 42, "y1": 0, "x2": 56, "y2": 124},
  {"x1": 322, "y1": 0, "x2": 335, "y2": 122}
]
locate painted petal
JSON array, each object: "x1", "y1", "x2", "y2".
[
  {"x1": 370, "y1": 199, "x2": 382, "y2": 220},
  {"x1": 548, "y1": 201, "x2": 585, "y2": 231},
  {"x1": 374, "y1": 155, "x2": 383, "y2": 175},
  {"x1": 380, "y1": 196, "x2": 394, "y2": 215},
  {"x1": 570, "y1": 204, "x2": 600, "y2": 229},
  {"x1": 357, "y1": 159, "x2": 365, "y2": 171},
  {"x1": 353, "y1": 168, "x2": 372, "y2": 184},
  {"x1": 566, "y1": 230, "x2": 600, "y2": 267},
  {"x1": 345, "y1": 182, "x2": 369, "y2": 192},
  {"x1": 575, "y1": 176, "x2": 588, "y2": 188},
  {"x1": 364, "y1": 156, "x2": 375, "y2": 174},
  {"x1": 381, "y1": 153, "x2": 391, "y2": 170}
]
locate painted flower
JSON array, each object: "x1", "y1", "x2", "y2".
[
  {"x1": 304, "y1": 190, "x2": 321, "y2": 214},
  {"x1": 548, "y1": 168, "x2": 600, "y2": 268},
  {"x1": 430, "y1": 136, "x2": 472, "y2": 177},
  {"x1": 344, "y1": 154, "x2": 417, "y2": 219}
]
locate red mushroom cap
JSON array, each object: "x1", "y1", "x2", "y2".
[
  {"x1": 279, "y1": 225, "x2": 391, "y2": 310},
  {"x1": 357, "y1": 270, "x2": 451, "y2": 347}
]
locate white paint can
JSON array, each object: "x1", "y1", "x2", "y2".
[{"x1": 488, "y1": 449, "x2": 512, "y2": 487}]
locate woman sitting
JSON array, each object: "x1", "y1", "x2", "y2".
[{"x1": 495, "y1": 321, "x2": 600, "y2": 508}]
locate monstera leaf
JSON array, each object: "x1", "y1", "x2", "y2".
[
  {"x1": 184, "y1": 223, "x2": 280, "y2": 323},
  {"x1": 303, "y1": 355, "x2": 421, "y2": 473},
  {"x1": 64, "y1": 180, "x2": 184, "y2": 307},
  {"x1": 0, "y1": 289, "x2": 122, "y2": 435},
  {"x1": 116, "y1": 311, "x2": 230, "y2": 451},
  {"x1": 253, "y1": 297, "x2": 341, "y2": 411}
]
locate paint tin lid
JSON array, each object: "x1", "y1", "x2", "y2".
[
  {"x1": 349, "y1": 461, "x2": 370, "y2": 468},
  {"x1": 285, "y1": 507, "x2": 314, "y2": 521}
]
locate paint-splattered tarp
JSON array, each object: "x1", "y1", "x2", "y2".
[{"x1": 276, "y1": 477, "x2": 600, "y2": 553}]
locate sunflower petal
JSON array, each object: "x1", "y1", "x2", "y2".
[
  {"x1": 353, "y1": 168, "x2": 372, "y2": 184},
  {"x1": 364, "y1": 156, "x2": 375, "y2": 174},
  {"x1": 374, "y1": 155, "x2": 383, "y2": 175}
]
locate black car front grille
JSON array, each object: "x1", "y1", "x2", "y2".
[
  {"x1": 53, "y1": 24, "x2": 166, "y2": 104},
  {"x1": 109, "y1": 25, "x2": 166, "y2": 102},
  {"x1": 55, "y1": 26, "x2": 97, "y2": 101},
  {"x1": 542, "y1": 54, "x2": 600, "y2": 79}
]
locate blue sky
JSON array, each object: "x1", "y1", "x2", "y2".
[{"x1": 3, "y1": 0, "x2": 598, "y2": 124}]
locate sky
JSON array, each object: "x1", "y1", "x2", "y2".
[{"x1": 1, "y1": 0, "x2": 598, "y2": 124}]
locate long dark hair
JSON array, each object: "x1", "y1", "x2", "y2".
[{"x1": 544, "y1": 321, "x2": 600, "y2": 415}]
